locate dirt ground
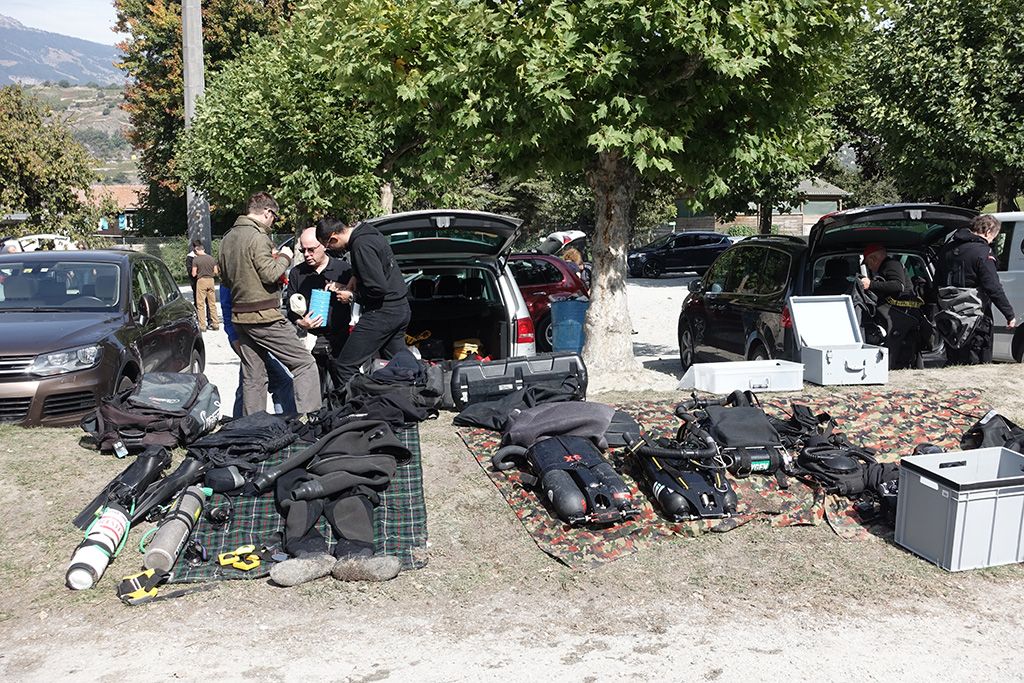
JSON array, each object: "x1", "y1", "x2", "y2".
[{"x1": 2, "y1": 277, "x2": 1023, "y2": 681}]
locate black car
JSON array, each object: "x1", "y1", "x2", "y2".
[
  {"x1": 628, "y1": 231, "x2": 731, "y2": 278},
  {"x1": 677, "y1": 204, "x2": 979, "y2": 369},
  {"x1": 0, "y1": 249, "x2": 204, "y2": 426}
]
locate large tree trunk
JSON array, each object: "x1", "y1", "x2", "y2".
[
  {"x1": 583, "y1": 150, "x2": 641, "y2": 379},
  {"x1": 380, "y1": 181, "x2": 394, "y2": 215},
  {"x1": 758, "y1": 199, "x2": 773, "y2": 235},
  {"x1": 994, "y1": 174, "x2": 1019, "y2": 212}
]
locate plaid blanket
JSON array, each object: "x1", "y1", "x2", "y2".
[
  {"x1": 458, "y1": 388, "x2": 984, "y2": 568},
  {"x1": 166, "y1": 424, "x2": 428, "y2": 583}
]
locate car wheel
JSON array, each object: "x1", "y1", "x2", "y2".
[
  {"x1": 679, "y1": 323, "x2": 697, "y2": 371},
  {"x1": 536, "y1": 314, "x2": 553, "y2": 352},
  {"x1": 642, "y1": 260, "x2": 663, "y2": 278},
  {"x1": 748, "y1": 343, "x2": 770, "y2": 361},
  {"x1": 189, "y1": 347, "x2": 205, "y2": 374}
]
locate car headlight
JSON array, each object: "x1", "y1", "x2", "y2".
[{"x1": 29, "y1": 345, "x2": 102, "y2": 376}]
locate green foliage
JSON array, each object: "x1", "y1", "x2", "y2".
[
  {"x1": 848, "y1": 0, "x2": 1024, "y2": 210},
  {"x1": 176, "y1": 28, "x2": 384, "y2": 222},
  {"x1": 114, "y1": 0, "x2": 293, "y2": 234},
  {"x1": 0, "y1": 86, "x2": 110, "y2": 243}
]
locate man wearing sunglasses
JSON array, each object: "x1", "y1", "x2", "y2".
[
  {"x1": 315, "y1": 215, "x2": 409, "y2": 381},
  {"x1": 284, "y1": 227, "x2": 353, "y2": 399},
  {"x1": 219, "y1": 191, "x2": 321, "y2": 415}
]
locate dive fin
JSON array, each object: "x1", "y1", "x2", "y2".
[
  {"x1": 73, "y1": 446, "x2": 171, "y2": 530},
  {"x1": 131, "y1": 456, "x2": 208, "y2": 524}
]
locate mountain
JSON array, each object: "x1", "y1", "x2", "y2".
[{"x1": 0, "y1": 14, "x2": 125, "y2": 86}]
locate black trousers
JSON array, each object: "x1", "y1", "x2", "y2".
[
  {"x1": 335, "y1": 299, "x2": 411, "y2": 382},
  {"x1": 275, "y1": 469, "x2": 375, "y2": 559},
  {"x1": 311, "y1": 333, "x2": 349, "y2": 401},
  {"x1": 946, "y1": 316, "x2": 994, "y2": 366}
]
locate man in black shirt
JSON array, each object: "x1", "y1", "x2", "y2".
[
  {"x1": 285, "y1": 227, "x2": 353, "y2": 398},
  {"x1": 861, "y1": 244, "x2": 922, "y2": 369},
  {"x1": 935, "y1": 215, "x2": 1017, "y2": 365},
  {"x1": 316, "y1": 216, "x2": 409, "y2": 382}
]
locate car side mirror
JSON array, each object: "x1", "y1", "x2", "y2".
[
  {"x1": 138, "y1": 292, "x2": 160, "y2": 325},
  {"x1": 688, "y1": 279, "x2": 701, "y2": 293}
]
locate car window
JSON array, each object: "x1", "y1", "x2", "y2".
[
  {"x1": 145, "y1": 260, "x2": 181, "y2": 305},
  {"x1": 993, "y1": 230, "x2": 1011, "y2": 272},
  {"x1": 509, "y1": 259, "x2": 563, "y2": 286},
  {"x1": 695, "y1": 234, "x2": 724, "y2": 246},
  {"x1": 130, "y1": 259, "x2": 157, "y2": 312},
  {"x1": 672, "y1": 235, "x2": 697, "y2": 249},
  {"x1": 705, "y1": 249, "x2": 740, "y2": 293}
]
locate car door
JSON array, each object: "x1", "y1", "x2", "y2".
[
  {"x1": 731, "y1": 247, "x2": 792, "y2": 359},
  {"x1": 705, "y1": 246, "x2": 768, "y2": 359},
  {"x1": 693, "y1": 234, "x2": 728, "y2": 271},
  {"x1": 665, "y1": 234, "x2": 698, "y2": 272},
  {"x1": 144, "y1": 259, "x2": 194, "y2": 371},
  {"x1": 694, "y1": 248, "x2": 741, "y2": 358},
  {"x1": 129, "y1": 259, "x2": 164, "y2": 373},
  {"x1": 993, "y1": 219, "x2": 1024, "y2": 360}
]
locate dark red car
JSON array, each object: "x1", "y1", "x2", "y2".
[{"x1": 508, "y1": 253, "x2": 589, "y2": 351}]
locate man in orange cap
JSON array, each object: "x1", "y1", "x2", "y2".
[{"x1": 860, "y1": 243, "x2": 922, "y2": 369}]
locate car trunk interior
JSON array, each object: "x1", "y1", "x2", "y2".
[{"x1": 403, "y1": 266, "x2": 510, "y2": 361}]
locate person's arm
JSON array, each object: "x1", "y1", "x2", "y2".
[
  {"x1": 350, "y1": 238, "x2": 392, "y2": 301},
  {"x1": 251, "y1": 236, "x2": 289, "y2": 286},
  {"x1": 977, "y1": 253, "x2": 1015, "y2": 323},
  {"x1": 191, "y1": 264, "x2": 198, "y2": 278},
  {"x1": 284, "y1": 266, "x2": 301, "y2": 324},
  {"x1": 865, "y1": 260, "x2": 906, "y2": 298}
]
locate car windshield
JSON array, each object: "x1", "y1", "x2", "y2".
[
  {"x1": 388, "y1": 228, "x2": 504, "y2": 250},
  {"x1": 0, "y1": 261, "x2": 121, "y2": 311},
  {"x1": 819, "y1": 219, "x2": 951, "y2": 247}
]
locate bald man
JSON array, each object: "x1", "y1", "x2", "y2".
[{"x1": 284, "y1": 227, "x2": 353, "y2": 400}]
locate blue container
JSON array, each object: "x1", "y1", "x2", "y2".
[
  {"x1": 308, "y1": 288, "x2": 331, "y2": 327},
  {"x1": 551, "y1": 299, "x2": 588, "y2": 353}
]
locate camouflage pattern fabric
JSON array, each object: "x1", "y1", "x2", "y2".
[
  {"x1": 165, "y1": 424, "x2": 428, "y2": 583},
  {"x1": 458, "y1": 388, "x2": 984, "y2": 568}
]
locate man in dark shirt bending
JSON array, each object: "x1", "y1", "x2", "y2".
[
  {"x1": 285, "y1": 227, "x2": 352, "y2": 397},
  {"x1": 861, "y1": 244, "x2": 922, "y2": 369},
  {"x1": 316, "y1": 216, "x2": 409, "y2": 382}
]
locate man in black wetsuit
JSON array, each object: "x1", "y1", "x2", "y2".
[
  {"x1": 316, "y1": 216, "x2": 409, "y2": 382},
  {"x1": 860, "y1": 244, "x2": 922, "y2": 369},
  {"x1": 935, "y1": 214, "x2": 1017, "y2": 365}
]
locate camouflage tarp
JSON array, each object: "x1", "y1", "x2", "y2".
[{"x1": 458, "y1": 388, "x2": 984, "y2": 568}]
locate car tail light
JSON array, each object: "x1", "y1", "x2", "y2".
[
  {"x1": 781, "y1": 304, "x2": 793, "y2": 329},
  {"x1": 516, "y1": 317, "x2": 535, "y2": 344}
]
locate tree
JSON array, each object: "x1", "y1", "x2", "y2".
[
  {"x1": 850, "y1": 0, "x2": 1024, "y2": 211},
  {"x1": 113, "y1": 0, "x2": 293, "y2": 234},
  {"x1": 0, "y1": 86, "x2": 110, "y2": 243},
  {"x1": 310, "y1": 0, "x2": 862, "y2": 376}
]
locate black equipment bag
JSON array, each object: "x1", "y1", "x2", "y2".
[
  {"x1": 81, "y1": 372, "x2": 221, "y2": 453},
  {"x1": 960, "y1": 410, "x2": 1024, "y2": 451},
  {"x1": 450, "y1": 352, "x2": 587, "y2": 410}
]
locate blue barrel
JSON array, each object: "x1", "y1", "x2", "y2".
[{"x1": 551, "y1": 299, "x2": 589, "y2": 353}]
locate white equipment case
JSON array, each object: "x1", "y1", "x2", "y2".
[
  {"x1": 788, "y1": 295, "x2": 888, "y2": 385},
  {"x1": 677, "y1": 360, "x2": 804, "y2": 394}
]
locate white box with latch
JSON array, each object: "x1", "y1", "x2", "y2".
[{"x1": 788, "y1": 295, "x2": 888, "y2": 385}]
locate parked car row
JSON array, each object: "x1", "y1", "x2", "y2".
[{"x1": 677, "y1": 204, "x2": 1024, "y2": 369}]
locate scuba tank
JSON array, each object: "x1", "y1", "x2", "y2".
[
  {"x1": 143, "y1": 486, "x2": 207, "y2": 573},
  {"x1": 66, "y1": 502, "x2": 131, "y2": 590}
]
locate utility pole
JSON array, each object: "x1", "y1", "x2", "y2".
[{"x1": 182, "y1": 0, "x2": 212, "y2": 252}]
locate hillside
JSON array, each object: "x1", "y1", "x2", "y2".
[
  {"x1": 0, "y1": 14, "x2": 124, "y2": 86},
  {"x1": 27, "y1": 83, "x2": 138, "y2": 184}
]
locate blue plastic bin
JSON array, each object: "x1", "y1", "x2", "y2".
[{"x1": 551, "y1": 299, "x2": 589, "y2": 353}]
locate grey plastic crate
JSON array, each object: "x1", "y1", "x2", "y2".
[{"x1": 895, "y1": 447, "x2": 1024, "y2": 571}]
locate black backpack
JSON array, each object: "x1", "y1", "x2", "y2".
[{"x1": 81, "y1": 372, "x2": 221, "y2": 454}]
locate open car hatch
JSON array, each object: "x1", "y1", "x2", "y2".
[{"x1": 362, "y1": 210, "x2": 523, "y2": 260}]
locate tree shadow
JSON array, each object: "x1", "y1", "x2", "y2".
[{"x1": 626, "y1": 274, "x2": 700, "y2": 290}]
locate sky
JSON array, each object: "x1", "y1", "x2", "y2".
[{"x1": 1, "y1": 0, "x2": 127, "y2": 45}]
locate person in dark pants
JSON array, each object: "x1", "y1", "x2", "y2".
[
  {"x1": 860, "y1": 244, "x2": 923, "y2": 369},
  {"x1": 935, "y1": 214, "x2": 1017, "y2": 365},
  {"x1": 285, "y1": 227, "x2": 352, "y2": 399},
  {"x1": 316, "y1": 216, "x2": 410, "y2": 382}
]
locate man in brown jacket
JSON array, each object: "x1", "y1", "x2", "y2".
[{"x1": 218, "y1": 192, "x2": 321, "y2": 415}]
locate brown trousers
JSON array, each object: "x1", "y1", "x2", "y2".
[{"x1": 195, "y1": 276, "x2": 220, "y2": 330}]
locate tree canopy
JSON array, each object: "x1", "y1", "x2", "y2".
[
  {"x1": 301, "y1": 0, "x2": 861, "y2": 374},
  {"x1": 0, "y1": 86, "x2": 108, "y2": 241},
  {"x1": 850, "y1": 0, "x2": 1024, "y2": 210},
  {"x1": 114, "y1": 0, "x2": 293, "y2": 234}
]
